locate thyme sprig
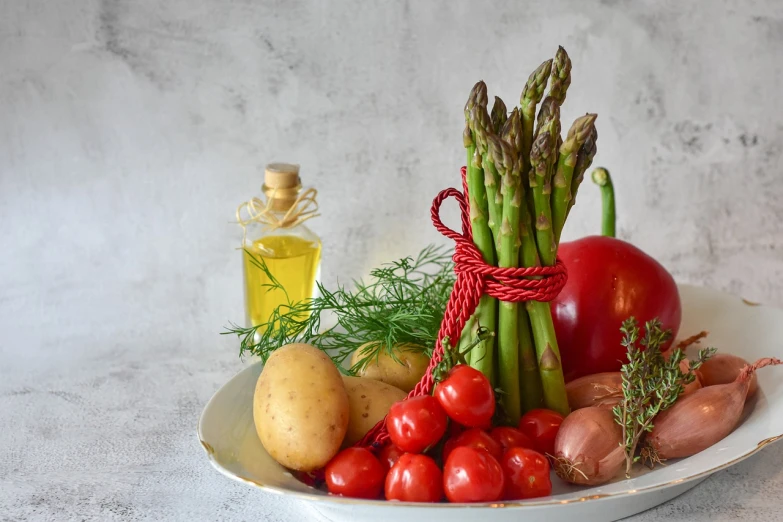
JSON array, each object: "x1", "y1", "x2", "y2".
[
  {"x1": 612, "y1": 317, "x2": 716, "y2": 477},
  {"x1": 223, "y1": 244, "x2": 455, "y2": 373}
]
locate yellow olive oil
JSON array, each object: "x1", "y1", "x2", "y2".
[{"x1": 243, "y1": 234, "x2": 322, "y2": 329}]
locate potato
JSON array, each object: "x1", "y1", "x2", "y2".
[
  {"x1": 341, "y1": 376, "x2": 407, "y2": 447},
  {"x1": 253, "y1": 343, "x2": 349, "y2": 471},
  {"x1": 350, "y1": 342, "x2": 430, "y2": 392}
]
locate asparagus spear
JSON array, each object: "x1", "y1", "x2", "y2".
[
  {"x1": 551, "y1": 114, "x2": 598, "y2": 243},
  {"x1": 548, "y1": 46, "x2": 572, "y2": 106},
  {"x1": 489, "y1": 129, "x2": 524, "y2": 423},
  {"x1": 591, "y1": 167, "x2": 616, "y2": 238},
  {"x1": 534, "y1": 97, "x2": 560, "y2": 139},
  {"x1": 500, "y1": 107, "x2": 524, "y2": 155},
  {"x1": 525, "y1": 131, "x2": 570, "y2": 415},
  {"x1": 502, "y1": 110, "x2": 545, "y2": 412},
  {"x1": 471, "y1": 106, "x2": 503, "y2": 246},
  {"x1": 518, "y1": 200, "x2": 544, "y2": 412},
  {"x1": 568, "y1": 126, "x2": 598, "y2": 214},
  {"x1": 529, "y1": 131, "x2": 557, "y2": 265},
  {"x1": 490, "y1": 96, "x2": 508, "y2": 134},
  {"x1": 461, "y1": 82, "x2": 497, "y2": 384},
  {"x1": 520, "y1": 60, "x2": 553, "y2": 175}
]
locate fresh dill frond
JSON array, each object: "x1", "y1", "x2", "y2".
[
  {"x1": 613, "y1": 317, "x2": 716, "y2": 477},
  {"x1": 223, "y1": 244, "x2": 455, "y2": 374}
]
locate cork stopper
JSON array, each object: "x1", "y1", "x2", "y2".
[{"x1": 263, "y1": 163, "x2": 302, "y2": 211}]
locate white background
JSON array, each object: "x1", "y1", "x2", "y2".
[{"x1": 2, "y1": 1, "x2": 782, "y2": 520}]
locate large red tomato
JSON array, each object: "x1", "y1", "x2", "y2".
[{"x1": 553, "y1": 236, "x2": 681, "y2": 381}]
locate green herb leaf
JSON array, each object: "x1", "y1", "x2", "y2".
[
  {"x1": 613, "y1": 317, "x2": 715, "y2": 478},
  {"x1": 223, "y1": 245, "x2": 455, "y2": 373}
]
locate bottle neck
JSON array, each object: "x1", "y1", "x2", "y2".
[{"x1": 263, "y1": 184, "x2": 301, "y2": 212}]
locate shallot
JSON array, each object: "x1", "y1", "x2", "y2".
[
  {"x1": 565, "y1": 372, "x2": 623, "y2": 410},
  {"x1": 553, "y1": 407, "x2": 624, "y2": 486},
  {"x1": 678, "y1": 358, "x2": 703, "y2": 398},
  {"x1": 645, "y1": 357, "x2": 781, "y2": 461},
  {"x1": 699, "y1": 353, "x2": 758, "y2": 398}
]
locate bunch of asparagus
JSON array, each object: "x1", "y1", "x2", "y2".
[{"x1": 459, "y1": 47, "x2": 598, "y2": 420}]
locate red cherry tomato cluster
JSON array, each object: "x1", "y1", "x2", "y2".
[{"x1": 323, "y1": 364, "x2": 563, "y2": 503}]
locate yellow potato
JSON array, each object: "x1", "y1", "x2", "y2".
[
  {"x1": 350, "y1": 342, "x2": 430, "y2": 392},
  {"x1": 253, "y1": 343, "x2": 349, "y2": 471},
  {"x1": 341, "y1": 376, "x2": 407, "y2": 447}
]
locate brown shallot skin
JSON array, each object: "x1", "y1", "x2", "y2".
[
  {"x1": 678, "y1": 358, "x2": 703, "y2": 398},
  {"x1": 566, "y1": 372, "x2": 623, "y2": 410},
  {"x1": 699, "y1": 354, "x2": 758, "y2": 398},
  {"x1": 646, "y1": 358, "x2": 781, "y2": 461},
  {"x1": 553, "y1": 407, "x2": 625, "y2": 486}
]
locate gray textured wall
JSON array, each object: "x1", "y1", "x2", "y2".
[{"x1": 2, "y1": 1, "x2": 783, "y2": 520}]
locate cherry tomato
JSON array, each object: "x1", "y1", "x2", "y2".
[
  {"x1": 325, "y1": 448, "x2": 384, "y2": 499},
  {"x1": 553, "y1": 236, "x2": 681, "y2": 381},
  {"x1": 442, "y1": 428, "x2": 503, "y2": 462},
  {"x1": 434, "y1": 365, "x2": 495, "y2": 428},
  {"x1": 501, "y1": 447, "x2": 552, "y2": 500},
  {"x1": 443, "y1": 446, "x2": 505, "y2": 503},
  {"x1": 378, "y1": 444, "x2": 405, "y2": 474},
  {"x1": 386, "y1": 396, "x2": 448, "y2": 454},
  {"x1": 519, "y1": 409, "x2": 564, "y2": 456},
  {"x1": 385, "y1": 453, "x2": 444, "y2": 502},
  {"x1": 490, "y1": 426, "x2": 534, "y2": 454}
]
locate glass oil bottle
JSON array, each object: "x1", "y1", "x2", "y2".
[{"x1": 241, "y1": 163, "x2": 321, "y2": 331}]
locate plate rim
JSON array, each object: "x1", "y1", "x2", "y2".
[{"x1": 198, "y1": 283, "x2": 783, "y2": 509}]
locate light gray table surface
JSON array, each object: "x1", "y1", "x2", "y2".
[{"x1": 3, "y1": 0, "x2": 783, "y2": 520}]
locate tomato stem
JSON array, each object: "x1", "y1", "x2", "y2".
[{"x1": 591, "y1": 167, "x2": 616, "y2": 238}]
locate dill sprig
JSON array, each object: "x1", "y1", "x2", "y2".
[
  {"x1": 612, "y1": 317, "x2": 716, "y2": 477},
  {"x1": 223, "y1": 244, "x2": 456, "y2": 373}
]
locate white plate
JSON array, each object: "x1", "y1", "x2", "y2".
[{"x1": 198, "y1": 284, "x2": 783, "y2": 522}]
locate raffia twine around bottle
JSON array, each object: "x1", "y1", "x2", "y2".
[{"x1": 235, "y1": 187, "x2": 320, "y2": 244}]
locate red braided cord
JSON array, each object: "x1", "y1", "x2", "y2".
[{"x1": 356, "y1": 167, "x2": 567, "y2": 449}]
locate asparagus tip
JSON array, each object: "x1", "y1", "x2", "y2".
[{"x1": 465, "y1": 81, "x2": 488, "y2": 118}]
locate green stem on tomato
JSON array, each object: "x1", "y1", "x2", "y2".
[{"x1": 591, "y1": 167, "x2": 616, "y2": 238}]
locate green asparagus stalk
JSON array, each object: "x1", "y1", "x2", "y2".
[
  {"x1": 471, "y1": 106, "x2": 503, "y2": 246},
  {"x1": 568, "y1": 126, "x2": 598, "y2": 215},
  {"x1": 461, "y1": 82, "x2": 497, "y2": 384},
  {"x1": 502, "y1": 109, "x2": 545, "y2": 413},
  {"x1": 528, "y1": 131, "x2": 557, "y2": 265},
  {"x1": 500, "y1": 108, "x2": 523, "y2": 154},
  {"x1": 591, "y1": 167, "x2": 616, "y2": 238},
  {"x1": 518, "y1": 204, "x2": 544, "y2": 412},
  {"x1": 489, "y1": 129, "x2": 524, "y2": 423},
  {"x1": 490, "y1": 96, "x2": 508, "y2": 134},
  {"x1": 520, "y1": 60, "x2": 553, "y2": 175},
  {"x1": 525, "y1": 131, "x2": 570, "y2": 415},
  {"x1": 548, "y1": 46, "x2": 572, "y2": 106},
  {"x1": 552, "y1": 114, "x2": 598, "y2": 243},
  {"x1": 534, "y1": 97, "x2": 559, "y2": 139}
]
